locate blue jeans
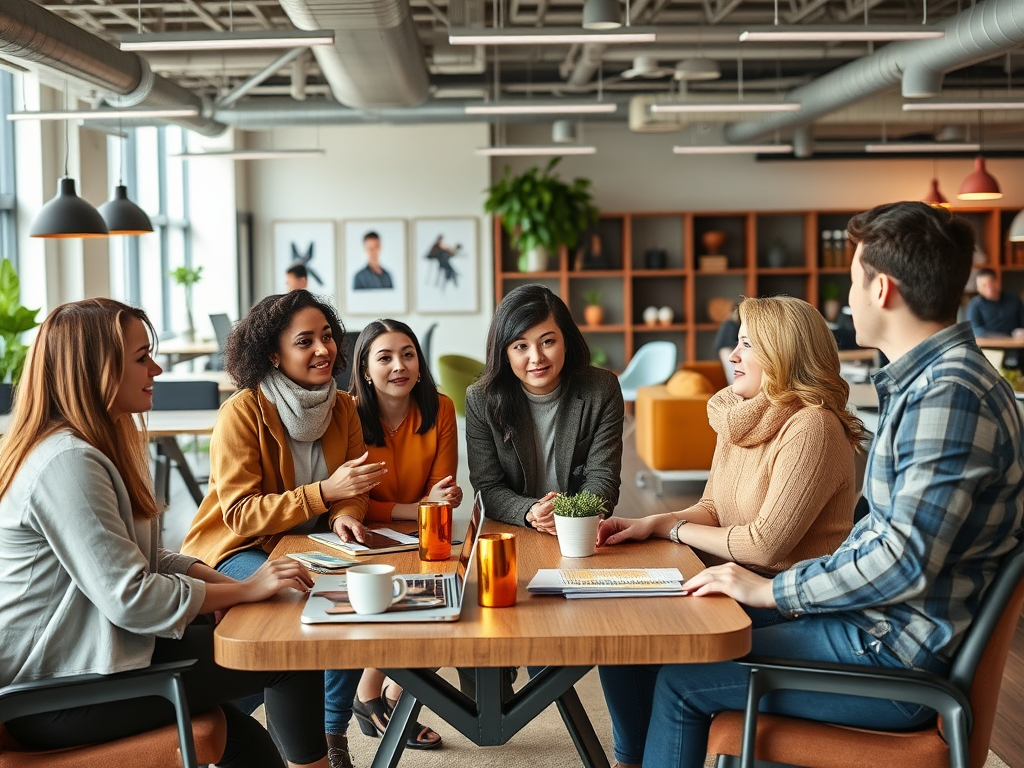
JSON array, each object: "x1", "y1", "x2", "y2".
[
  {"x1": 218, "y1": 549, "x2": 360, "y2": 735},
  {"x1": 599, "y1": 614, "x2": 948, "y2": 767}
]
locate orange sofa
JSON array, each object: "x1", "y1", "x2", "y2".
[{"x1": 635, "y1": 361, "x2": 727, "y2": 495}]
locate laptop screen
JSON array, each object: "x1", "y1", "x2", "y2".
[{"x1": 455, "y1": 494, "x2": 483, "y2": 583}]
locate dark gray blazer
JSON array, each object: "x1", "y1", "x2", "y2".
[{"x1": 465, "y1": 366, "x2": 624, "y2": 527}]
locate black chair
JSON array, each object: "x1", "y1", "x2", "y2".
[
  {"x1": 150, "y1": 381, "x2": 220, "y2": 506},
  {"x1": 0, "y1": 383, "x2": 12, "y2": 414},
  {"x1": 709, "y1": 539, "x2": 1024, "y2": 768}
]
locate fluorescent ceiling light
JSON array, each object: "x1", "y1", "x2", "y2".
[
  {"x1": 119, "y1": 29, "x2": 335, "y2": 52},
  {"x1": 475, "y1": 146, "x2": 597, "y2": 156},
  {"x1": 171, "y1": 149, "x2": 326, "y2": 160},
  {"x1": 673, "y1": 144, "x2": 793, "y2": 154},
  {"x1": 464, "y1": 102, "x2": 617, "y2": 115},
  {"x1": 8, "y1": 106, "x2": 200, "y2": 121},
  {"x1": 652, "y1": 102, "x2": 801, "y2": 113},
  {"x1": 739, "y1": 25, "x2": 944, "y2": 42},
  {"x1": 902, "y1": 99, "x2": 1024, "y2": 111},
  {"x1": 449, "y1": 27, "x2": 656, "y2": 45},
  {"x1": 864, "y1": 142, "x2": 981, "y2": 153}
]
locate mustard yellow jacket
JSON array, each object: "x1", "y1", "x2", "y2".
[{"x1": 181, "y1": 387, "x2": 368, "y2": 567}]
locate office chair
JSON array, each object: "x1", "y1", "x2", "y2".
[
  {"x1": 709, "y1": 539, "x2": 1024, "y2": 768},
  {"x1": 438, "y1": 355, "x2": 485, "y2": 417},
  {"x1": 0, "y1": 660, "x2": 226, "y2": 768},
  {"x1": 618, "y1": 342, "x2": 677, "y2": 402},
  {"x1": 207, "y1": 314, "x2": 232, "y2": 372},
  {"x1": 150, "y1": 380, "x2": 221, "y2": 504}
]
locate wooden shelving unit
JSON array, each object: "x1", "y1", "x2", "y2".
[{"x1": 494, "y1": 207, "x2": 1020, "y2": 369}]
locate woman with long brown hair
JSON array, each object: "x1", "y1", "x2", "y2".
[
  {"x1": 597, "y1": 295, "x2": 865, "y2": 768},
  {"x1": 0, "y1": 298, "x2": 330, "y2": 768}
]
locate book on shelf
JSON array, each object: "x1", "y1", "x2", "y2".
[{"x1": 527, "y1": 568, "x2": 685, "y2": 599}]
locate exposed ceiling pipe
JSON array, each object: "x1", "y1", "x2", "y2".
[
  {"x1": 277, "y1": 0, "x2": 430, "y2": 109},
  {"x1": 725, "y1": 0, "x2": 1024, "y2": 144},
  {"x1": 0, "y1": 0, "x2": 224, "y2": 136},
  {"x1": 217, "y1": 47, "x2": 305, "y2": 109},
  {"x1": 568, "y1": 0, "x2": 653, "y2": 86}
]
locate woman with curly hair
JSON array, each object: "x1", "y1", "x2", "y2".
[{"x1": 182, "y1": 290, "x2": 383, "y2": 768}]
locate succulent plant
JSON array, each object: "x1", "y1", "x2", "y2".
[{"x1": 552, "y1": 490, "x2": 607, "y2": 518}]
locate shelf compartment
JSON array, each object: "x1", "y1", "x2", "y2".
[
  {"x1": 630, "y1": 214, "x2": 685, "y2": 271},
  {"x1": 632, "y1": 275, "x2": 685, "y2": 326},
  {"x1": 756, "y1": 213, "x2": 807, "y2": 269},
  {"x1": 693, "y1": 215, "x2": 748, "y2": 270},
  {"x1": 584, "y1": 332, "x2": 626, "y2": 372},
  {"x1": 693, "y1": 274, "x2": 746, "y2": 324},
  {"x1": 757, "y1": 274, "x2": 810, "y2": 301},
  {"x1": 571, "y1": 217, "x2": 625, "y2": 271},
  {"x1": 569, "y1": 276, "x2": 626, "y2": 327}
]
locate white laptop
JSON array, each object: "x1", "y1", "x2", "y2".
[{"x1": 300, "y1": 495, "x2": 484, "y2": 624}]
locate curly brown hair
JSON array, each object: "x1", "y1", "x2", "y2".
[{"x1": 225, "y1": 290, "x2": 347, "y2": 390}]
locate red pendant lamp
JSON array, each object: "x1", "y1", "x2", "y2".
[
  {"x1": 957, "y1": 155, "x2": 1002, "y2": 201},
  {"x1": 922, "y1": 178, "x2": 951, "y2": 209}
]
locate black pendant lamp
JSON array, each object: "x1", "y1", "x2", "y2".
[
  {"x1": 98, "y1": 184, "x2": 153, "y2": 235},
  {"x1": 29, "y1": 177, "x2": 109, "y2": 238}
]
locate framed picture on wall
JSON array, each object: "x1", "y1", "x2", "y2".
[
  {"x1": 272, "y1": 220, "x2": 337, "y2": 297},
  {"x1": 412, "y1": 218, "x2": 479, "y2": 314},
  {"x1": 342, "y1": 219, "x2": 407, "y2": 316}
]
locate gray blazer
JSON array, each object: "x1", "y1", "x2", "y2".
[{"x1": 466, "y1": 366, "x2": 624, "y2": 526}]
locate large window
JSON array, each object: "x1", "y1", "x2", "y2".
[
  {"x1": 109, "y1": 126, "x2": 191, "y2": 334},
  {"x1": 0, "y1": 72, "x2": 16, "y2": 268}
]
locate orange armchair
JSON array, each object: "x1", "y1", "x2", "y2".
[{"x1": 634, "y1": 361, "x2": 727, "y2": 495}]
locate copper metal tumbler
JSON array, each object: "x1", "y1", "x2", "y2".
[
  {"x1": 477, "y1": 533, "x2": 518, "y2": 607},
  {"x1": 418, "y1": 501, "x2": 453, "y2": 561}
]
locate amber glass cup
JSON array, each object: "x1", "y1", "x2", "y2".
[
  {"x1": 418, "y1": 501, "x2": 453, "y2": 561},
  {"x1": 477, "y1": 533, "x2": 518, "y2": 607}
]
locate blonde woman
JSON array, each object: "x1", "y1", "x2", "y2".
[
  {"x1": 0, "y1": 299, "x2": 328, "y2": 768},
  {"x1": 597, "y1": 296, "x2": 865, "y2": 768}
]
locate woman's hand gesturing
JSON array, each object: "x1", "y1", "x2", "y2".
[
  {"x1": 241, "y1": 558, "x2": 314, "y2": 602},
  {"x1": 427, "y1": 475, "x2": 464, "y2": 508},
  {"x1": 321, "y1": 451, "x2": 386, "y2": 503}
]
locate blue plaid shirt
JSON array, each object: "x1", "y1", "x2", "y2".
[{"x1": 773, "y1": 323, "x2": 1024, "y2": 669}]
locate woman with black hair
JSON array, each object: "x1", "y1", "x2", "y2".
[
  {"x1": 466, "y1": 284, "x2": 624, "y2": 532},
  {"x1": 347, "y1": 319, "x2": 460, "y2": 750},
  {"x1": 182, "y1": 290, "x2": 382, "y2": 768}
]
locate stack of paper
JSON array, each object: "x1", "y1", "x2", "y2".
[{"x1": 527, "y1": 568, "x2": 685, "y2": 599}]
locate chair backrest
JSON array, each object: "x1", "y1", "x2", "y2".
[
  {"x1": 437, "y1": 354, "x2": 485, "y2": 417},
  {"x1": 335, "y1": 327, "x2": 362, "y2": 394},
  {"x1": 0, "y1": 383, "x2": 12, "y2": 414},
  {"x1": 208, "y1": 314, "x2": 232, "y2": 349},
  {"x1": 421, "y1": 322, "x2": 438, "y2": 381},
  {"x1": 948, "y1": 539, "x2": 1024, "y2": 768},
  {"x1": 151, "y1": 380, "x2": 221, "y2": 411},
  {"x1": 619, "y1": 342, "x2": 677, "y2": 389}
]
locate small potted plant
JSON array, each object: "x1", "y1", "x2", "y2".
[
  {"x1": 552, "y1": 490, "x2": 606, "y2": 558},
  {"x1": 590, "y1": 346, "x2": 609, "y2": 368},
  {"x1": 821, "y1": 282, "x2": 842, "y2": 323},
  {"x1": 484, "y1": 157, "x2": 599, "y2": 273},
  {"x1": 583, "y1": 290, "x2": 603, "y2": 326},
  {"x1": 169, "y1": 265, "x2": 203, "y2": 341},
  {"x1": 0, "y1": 259, "x2": 41, "y2": 397}
]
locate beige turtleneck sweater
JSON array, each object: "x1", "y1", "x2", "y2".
[{"x1": 694, "y1": 389, "x2": 855, "y2": 574}]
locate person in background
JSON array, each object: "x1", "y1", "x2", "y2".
[
  {"x1": 353, "y1": 231, "x2": 394, "y2": 291},
  {"x1": 285, "y1": 263, "x2": 309, "y2": 292},
  {"x1": 617, "y1": 201, "x2": 1024, "y2": 768},
  {"x1": 466, "y1": 283, "x2": 624, "y2": 532},
  {"x1": 181, "y1": 290, "x2": 384, "y2": 768},
  {"x1": 713, "y1": 306, "x2": 739, "y2": 384},
  {"x1": 967, "y1": 268, "x2": 1024, "y2": 368},
  {"x1": 0, "y1": 298, "x2": 329, "y2": 768},
  {"x1": 347, "y1": 318, "x2": 461, "y2": 751}
]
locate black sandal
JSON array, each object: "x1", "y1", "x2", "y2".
[{"x1": 353, "y1": 695, "x2": 443, "y2": 750}]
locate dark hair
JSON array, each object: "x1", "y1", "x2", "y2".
[
  {"x1": 363, "y1": 231, "x2": 380, "y2": 243},
  {"x1": 225, "y1": 290, "x2": 347, "y2": 390},
  {"x1": 479, "y1": 284, "x2": 590, "y2": 441},
  {"x1": 847, "y1": 201, "x2": 974, "y2": 323},
  {"x1": 975, "y1": 268, "x2": 997, "y2": 281},
  {"x1": 285, "y1": 263, "x2": 307, "y2": 279},
  {"x1": 348, "y1": 319, "x2": 440, "y2": 447}
]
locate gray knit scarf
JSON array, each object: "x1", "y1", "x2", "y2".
[{"x1": 259, "y1": 369, "x2": 337, "y2": 442}]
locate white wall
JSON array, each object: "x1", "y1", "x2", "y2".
[
  {"x1": 499, "y1": 122, "x2": 1024, "y2": 212},
  {"x1": 246, "y1": 123, "x2": 494, "y2": 365}
]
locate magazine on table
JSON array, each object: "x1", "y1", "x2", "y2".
[{"x1": 527, "y1": 568, "x2": 685, "y2": 599}]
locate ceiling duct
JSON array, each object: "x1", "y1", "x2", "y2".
[
  {"x1": 725, "y1": 0, "x2": 1024, "y2": 145},
  {"x1": 277, "y1": 0, "x2": 429, "y2": 109},
  {"x1": 0, "y1": 0, "x2": 223, "y2": 136}
]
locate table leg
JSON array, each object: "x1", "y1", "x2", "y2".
[
  {"x1": 555, "y1": 684, "x2": 610, "y2": 768},
  {"x1": 155, "y1": 437, "x2": 205, "y2": 506}
]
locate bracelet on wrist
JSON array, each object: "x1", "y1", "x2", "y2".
[{"x1": 669, "y1": 519, "x2": 689, "y2": 544}]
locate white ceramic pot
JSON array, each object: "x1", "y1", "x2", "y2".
[
  {"x1": 524, "y1": 245, "x2": 550, "y2": 272},
  {"x1": 642, "y1": 306, "x2": 659, "y2": 326},
  {"x1": 554, "y1": 514, "x2": 601, "y2": 558}
]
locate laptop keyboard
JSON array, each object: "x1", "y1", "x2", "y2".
[{"x1": 404, "y1": 576, "x2": 456, "y2": 608}]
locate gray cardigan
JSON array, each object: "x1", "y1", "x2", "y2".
[
  {"x1": 466, "y1": 366, "x2": 624, "y2": 526},
  {"x1": 0, "y1": 432, "x2": 205, "y2": 687}
]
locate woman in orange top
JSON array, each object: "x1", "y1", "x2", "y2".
[{"x1": 348, "y1": 319, "x2": 462, "y2": 749}]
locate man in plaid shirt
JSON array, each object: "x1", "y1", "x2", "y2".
[{"x1": 616, "y1": 201, "x2": 1024, "y2": 768}]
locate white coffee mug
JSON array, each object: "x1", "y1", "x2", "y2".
[{"x1": 346, "y1": 564, "x2": 408, "y2": 615}]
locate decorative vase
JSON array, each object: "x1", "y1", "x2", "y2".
[
  {"x1": 701, "y1": 230, "x2": 726, "y2": 255},
  {"x1": 823, "y1": 299, "x2": 841, "y2": 323},
  {"x1": 707, "y1": 297, "x2": 734, "y2": 324},
  {"x1": 554, "y1": 515, "x2": 601, "y2": 558},
  {"x1": 657, "y1": 306, "x2": 674, "y2": 326},
  {"x1": 584, "y1": 305, "x2": 604, "y2": 326},
  {"x1": 642, "y1": 306, "x2": 659, "y2": 326},
  {"x1": 645, "y1": 248, "x2": 667, "y2": 270},
  {"x1": 523, "y1": 246, "x2": 550, "y2": 273}
]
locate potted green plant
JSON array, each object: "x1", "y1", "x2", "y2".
[
  {"x1": 590, "y1": 346, "x2": 609, "y2": 368},
  {"x1": 583, "y1": 290, "x2": 603, "y2": 326},
  {"x1": 552, "y1": 490, "x2": 606, "y2": 558},
  {"x1": 484, "y1": 157, "x2": 599, "y2": 273},
  {"x1": 169, "y1": 265, "x2": 203, "y2": 341},
  {"x1": 0, "y1": 259, "x2": 41, "y2": 389},
  {"x1": 821, "y1": 282, "x2": 842, "y2": 323}
]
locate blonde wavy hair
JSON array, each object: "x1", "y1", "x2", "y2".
[
  {"x1": 0, "y1": 299, "x2": 159, "y2": 519},
  {"x1": 738, "y1": 296, "x2": 866, "y2": 447}
]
